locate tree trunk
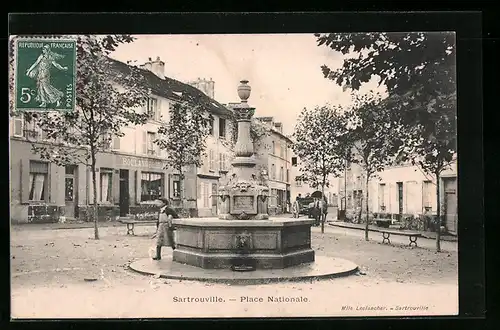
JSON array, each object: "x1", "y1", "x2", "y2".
[
  {"x1": 91, "y1": 151, "x2": 99, "y2": 240},
  {"x1": 365, "y1": 174, "x2": 370, "y2": 241},
  {"x1": 179, "y1": 169, "x2": 184, "y2": 215},
  {"x1": 435, "y1": 171, "x2": 441, "y2": 252},
  {"x1": 321, "y1": 184, "x2": 325, "y2": 234}
]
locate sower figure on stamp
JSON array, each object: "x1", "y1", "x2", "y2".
[
  {"x1": 152, "y1": 198, "x2": 179, "y2": 261},
  {"x1": 25, "y1": 44, "x2": 68, "y2": 108}
]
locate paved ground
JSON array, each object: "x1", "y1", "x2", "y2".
[{"x1": 10, "y1": 223, "x2": 458, "y2": 318}]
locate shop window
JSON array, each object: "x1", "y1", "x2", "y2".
[
  {"x1": 29, "y1": 161, "x2": 48, "y2": 201},
  {"x1": 141, "y1": 172, "x2": 164, "y2": 201},
  {"x1": 99, "y1": 168, "x2": 113, "y2": 203}
]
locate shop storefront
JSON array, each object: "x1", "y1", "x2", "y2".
[{"x1": 10, "y1": 139, "x2": 197, "y2": 223}]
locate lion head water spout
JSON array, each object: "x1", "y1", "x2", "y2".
[{"x1": 218, "y1": 80, "x2": 269, "y2": 220}]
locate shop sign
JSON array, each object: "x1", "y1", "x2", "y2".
[{"x1": 120, "y1": 156, "x2": 165, "y2": 170}]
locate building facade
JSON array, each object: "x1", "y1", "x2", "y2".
[
  {"x1": 196, "y1": 113, "x2": 233, "y2": 217},
  {"x1": 10, "y1": 57, "x2": 233, "y2": 223},
  {"x1": 254, "y1": 117, "x2": 292, "y2": 215},
  {"x1": 340, "y1": 159, "x2": 458, "y2": 235}
]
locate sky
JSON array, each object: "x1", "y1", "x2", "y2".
[{"x1": 110, "y1": 34, "x2": 385, "y2": 136}]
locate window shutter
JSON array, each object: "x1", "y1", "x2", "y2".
[
  {"x1": 112, "y1": 170, "x2": 119, "y2": 204},
  {"x1": 113, "y1": 136, "x2": 120, "y2": 150},
  {"x1": 142, "y1": 131, "x2": 147, "y2": 155},
  {"x1": 20, "y1": 159, "x2": 29, "y2": 204},
  {"x1": 156, "y1": 99, "x2": 162, "y2": 121},
  {"x1": 12, "y1": 116, "x2": 24, "y2": 136}
]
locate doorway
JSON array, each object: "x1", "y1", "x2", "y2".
[
  {"x1": 211, "y1": 183, "x2": 218, "y2": 216},
  {"x1": 64, "y1": 165, "x2": 78, "y2": 218},
  {"x1": 119, "y1": 169, "x2": 130, "y2": 217},
  {"x1": 443, "y1": 177, "x2": 457, "y2": 234},
  {"x1": 397, "y1": 182, "x2": 404, "y2": 218}
]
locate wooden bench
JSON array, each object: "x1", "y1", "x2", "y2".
[
  {"x1": 119, "y1": 219, "x2": 157, "y2": 236},
  {"x1": 374, "y1": 228, "x2": 422, "y2": 247}
]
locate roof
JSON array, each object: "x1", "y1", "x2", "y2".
[{"x1": 107, "y1": 58, "x2": 233, "y2": 117}]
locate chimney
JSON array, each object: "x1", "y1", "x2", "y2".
[
  {"x1": 140, "y1": 56, "x2": 165, "y2": 79},
  {"x1": 151, "y1": 56, "x2": 165, "y2": 79}
]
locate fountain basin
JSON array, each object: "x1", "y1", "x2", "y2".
[{"x1": 172, "y1": 217, "x2": 315, "y2": 269}]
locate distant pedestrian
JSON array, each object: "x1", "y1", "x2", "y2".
[{"x1": 152, "y1": 198, "x2": 179, "y2": 261}]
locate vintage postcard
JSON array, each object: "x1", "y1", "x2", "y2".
[{"x1": 10, "y1": 32, "x2": 459, "y2": 319}]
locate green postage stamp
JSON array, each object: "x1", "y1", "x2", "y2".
[{"x1": 14, "y1": 37, "x2": 77, "y2": 112}]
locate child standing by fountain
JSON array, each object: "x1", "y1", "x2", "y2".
[{"x1": 152, "y1": 198, "x2": 179, "y2": 261}]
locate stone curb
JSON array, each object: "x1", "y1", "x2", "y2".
[{"x1": 128, "y1": 256, "x2": 359, "y2": 285}]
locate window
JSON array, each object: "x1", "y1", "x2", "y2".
[
  {"x1": 13, "y1": 116, "x2": 48, "y2": 140},
  {"x1": 272, "y1": 141, "x2": 275, "y2": 154},
  {"x1": 99, "y1": 168, "x2": 113, "y2": 203},
  {"x1": 219, "y1": 153, "x2": 228, "y2": 172},
  {"x1": 99, "y1": 132, "x2": 112, "y2": 149},
  {"x1": 12, "y1": 115, "x2": 24, "y2": 137},
  {"x1": 280, "y1": 143, "x2": 285, "y2": 158},
  {"x1": 173, "y1": 180, "x2": 180, "y2": 198},
  {"x1": 422, "y1": 180, "x2": 432, "y2": 211},
  {"x1": 209, "y1": 116, "x2": 215, "y2": 136},
  {"x1": 146, "y1": 97, "x2": 159, "y2": 121},
  {"x1": 291, "y1": 157, "x2": 297, "y2": 166},
  {"x1": 147, "y1": 132, "x2": 157, "y2": 155},
  {"x1": 29, "y1": 161, "x2": 48, "y2": 201},
  {"x1": 65, "y1": 165, "x2": 76, "y2": 202},
  {"x1": 141, "y1": 172, "x2": 164, "y2": 201},
  {"x1": 271, "y1": 164, "x2": 276, "y2": 180},
  {"x1": 378, "y1": 183, "x2": 386, "y2": 211},
  {"x1": 280, "y1": 166, "x2": 284, "y2": 181},
  {"x1": 219, "y1": 118, "x2": 226, "y2": 138}
]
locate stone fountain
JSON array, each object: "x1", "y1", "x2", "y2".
[
  {"x1": 171, "y1": 80, "x2": 315, "y2": 270},
  {"x1": 129, "y1": 81, "x2": 359, "y2": 283}
]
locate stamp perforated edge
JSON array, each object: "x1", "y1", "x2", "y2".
[{"x1": 10, "y1": 35, "x2": 78, "y2": 113}]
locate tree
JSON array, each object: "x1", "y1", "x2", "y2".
[
  {"x1": 155, "y1": 96, "x2": 211, "y2": 212},
  {"x1": 315, "y1": 32, "x2": 456, "y2": 250},
  {"x1": 344, "y1": 92, "x2": 404, "y2": 241},
  {"x1": 10, "y1": 35, "x2": 150, "y2": 240},
  {"x1": 292, "y1": 105, "x2": 350, "y2": 233}
]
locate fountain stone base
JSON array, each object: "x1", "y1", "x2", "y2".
[{"x1": 172, "y1": 218, "x2": 315, "y2": 269}]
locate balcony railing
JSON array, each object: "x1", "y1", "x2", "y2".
[{"x1": 23, "y1": 129, "x2": 39, "y2": 139}]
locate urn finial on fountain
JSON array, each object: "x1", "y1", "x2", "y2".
[{"x1": 237, "y1": 80, "x2": 251, "y2": 104}]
